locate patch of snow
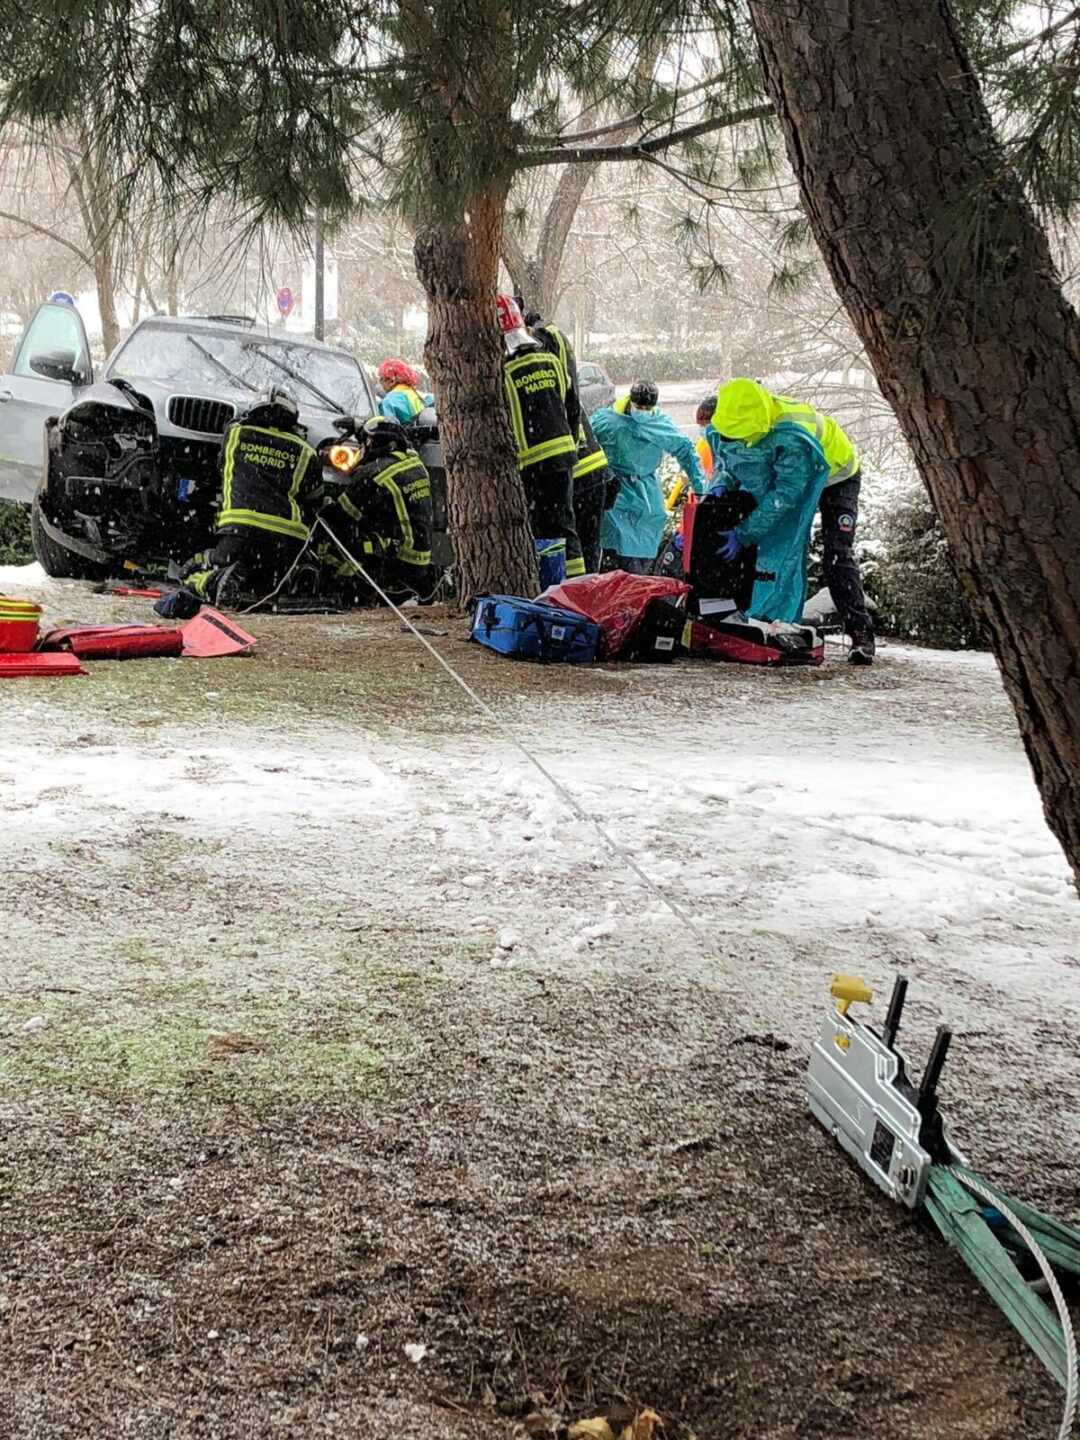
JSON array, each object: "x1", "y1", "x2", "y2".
[{"x1": 0, "y1": 561, "x2": 48, "y2": 589}]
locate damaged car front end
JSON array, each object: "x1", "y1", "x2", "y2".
[
  {"x1": 2, "y1": 305, "x2": 399, "y2": 584},
  {"x1": 34, "y1": 379, "x2": 222, "y2": 578}
]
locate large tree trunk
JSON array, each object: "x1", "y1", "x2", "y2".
[
  {"x1": 502, "y1": 161, "x2": 599, "y2": 318},
  {"x1": 749, "y1": 0, "x2": 1080, "y2": 889},
  {"x1": 414, "y1": 184, "x2": 538, "y2": 604}
]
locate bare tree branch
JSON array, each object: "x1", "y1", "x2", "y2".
[
  {"x1": 519, "y1": 104, "x2": 775, "y2": 169},
  {"x1": 0, "y1": 207, "x2": 92, "y2": 266}
]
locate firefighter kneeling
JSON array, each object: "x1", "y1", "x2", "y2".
[
  {"x1": 174, "y1": 388, "x2": 321, "y2": 611},
  {"x1": 316, "y1": 416, "x2": 434, "y2": 602}
]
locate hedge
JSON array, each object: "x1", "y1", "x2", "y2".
[
  {"x1": 582, "y1": 345, "x2": 729, "y2": 384},
  {"x1": 0, "y1": 500, "x2": 32, "y2": 566}
]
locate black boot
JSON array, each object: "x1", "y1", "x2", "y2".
[{"x1": 848, "y1": 631, "x2": 876, "y2": 666}]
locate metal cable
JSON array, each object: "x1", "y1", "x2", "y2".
[
  {"x1": 952, "y1": 1167, "x2": 1077, "y2": 1440},
  {"x1": 314, "y1": 516, "x2": 713, "y2": 950}
]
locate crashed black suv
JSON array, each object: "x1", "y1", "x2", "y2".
[{"x1": 0, "y1": 304, "x2": 449, "y2": 580}]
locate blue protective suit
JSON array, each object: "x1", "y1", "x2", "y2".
[
  {"x1": 592, "y1": 401, "x2": 706, "y2": 560},
  {"x1": 708, "y1": 419, "x2": 831, "y2": 623}
]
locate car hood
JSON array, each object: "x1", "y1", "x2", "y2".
[{"x1": 92, "y1": 374, "x2": 368, "y2": 449}]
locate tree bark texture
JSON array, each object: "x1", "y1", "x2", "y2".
[
  {"x1": 415, "y1": 184, "x2": 538, "y2": 604},
  {"x1": 749, "y1": 0, "x2": 1080, "y2": 889}
]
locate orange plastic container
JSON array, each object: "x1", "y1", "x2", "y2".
[{"x1": 0, "y1": 597, "x2": 43, "y2": 653}]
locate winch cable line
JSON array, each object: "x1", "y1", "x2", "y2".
[{"x1": 314, "y1": 517, "x2": 713, "y2": 951}]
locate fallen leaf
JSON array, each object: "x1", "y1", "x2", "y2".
[
  {"x1": 568, "y1": 1420, "x2": 615, "y2": 1440},
  {"x1": 620, "y1": 1410, "x2": 663, "y2": 1440}
]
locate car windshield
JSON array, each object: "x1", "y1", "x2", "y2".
[{"x1": 108, "y1": 325, "x2": 369, "y2": 413}]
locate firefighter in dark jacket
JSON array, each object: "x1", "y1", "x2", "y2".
[
  {"x1": 181, "y1": 388, "x2": 321, "y2": 606},
  {"x1": 524, "y1": 306, "x2": 611, "y2": 574},
  {"x1": 499, "y1": 295, "x2": 585, "y2": 578},
  {"x1": 317, "y1": 415, "x2": 434, "y2": 601}
]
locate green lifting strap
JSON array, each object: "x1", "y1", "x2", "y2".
[
  {"x1": 924, "y1": 1164, "x2": 1080, "y2": 1392},
  {"x1": 950, "y1": 1164, "x2": 1080, "y2": 1280}
]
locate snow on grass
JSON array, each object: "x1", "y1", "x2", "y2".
[
  {"x1": 1, "y1": 628, "x2": 1076, "y2": 1083},
  {"x1": 0, "y1": 561, "x2": 51, "y2": 590},
  {"x1": 1, "y1": 740, "x2": 414, "y2": 855}
]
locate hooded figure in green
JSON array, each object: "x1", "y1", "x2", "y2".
[
  {"x1": 592, "y1": 395, "x2": 706, "y2": 562},
  {"x1": 708, "y1": 379, "x2": 832, "y2": 623}
]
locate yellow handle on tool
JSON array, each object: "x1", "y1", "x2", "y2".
[
  {"x1": 665, "y1": 473, "x2": 690, "y2": 513},
  {"x1": 831, "y1": 974, "x2": 873, "y2": 1016}
]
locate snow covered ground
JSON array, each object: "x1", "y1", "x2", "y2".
[{"x1": 2, "y1": 571, "x2": 1078, "y2": 1163}]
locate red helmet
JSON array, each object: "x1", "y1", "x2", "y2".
[
  {"x1": 377, "y1": 357, "x2": 418, "y2": 389},
  {"x1": 496, "y1": 294, "x2": 525, "y2": 333},
  {"x1": 696, "y1": 396, "x2": 716, "y2": 428}
]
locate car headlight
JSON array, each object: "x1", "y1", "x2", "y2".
[{"x1": 328, "y1": 443, "x2": 362, "y2": 474}]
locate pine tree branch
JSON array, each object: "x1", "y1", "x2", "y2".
[
  {"x1": 536, "y1": 70, "x2": 743, "y2": 146},
  {"x1": 991, "y1": 4, "x2": 1080, "y2": 64},
  {"x1": 518, "y1": 104, "x2": 774, "y2": 169}
]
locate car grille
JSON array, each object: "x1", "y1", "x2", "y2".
[{"x1": 167, "y1": 396, "x2": 235, "y2": 435}]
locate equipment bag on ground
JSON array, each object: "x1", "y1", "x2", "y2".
[
  {"x1": 0, "y1": 651, "x2": 84, "y2": 678},
  {"x1": 40, "y1": 624, "x2": 185, "y2": 660},
  {"x1": 537, "y1": 571, "x2": 691, "y2": 658},
  {"x1": 685, "y1": 615, "x2": 824, "y2": 667},
  {"x1": 0, "y1": 597, "x2": 43, "y2": 653},
  {"x1": 471, "y1": 595, "x2": 601, "y2": 664},
  {"x1": 625, "y1": 596, "x2": 687, "y2": 663}
]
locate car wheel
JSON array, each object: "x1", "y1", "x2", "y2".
[{"x1": 30, "y1": 496, "x2": 111, "y2": 581}]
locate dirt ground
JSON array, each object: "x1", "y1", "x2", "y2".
[{"x1": 1, "y1": 579, "x2": 1078, "y2": 1439}]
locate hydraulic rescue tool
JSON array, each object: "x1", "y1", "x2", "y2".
[{"x1": 809, "y1": 974, "x2": 1078, "y2": 1438}]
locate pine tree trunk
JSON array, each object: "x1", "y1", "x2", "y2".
[
  {"x1": 749, "y1": 0, "x2": 1080, "y2": 889},
  {"x1": 414, "y1": 184, "x2": 538, "y2": 604}
]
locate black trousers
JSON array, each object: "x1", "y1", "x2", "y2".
[
  {"x1": 184, "y1": 526, "x2": 304, "y2": 604},
  {"x1": 819, "y1": 474, "x2": 873, "y2": 636},
  {"x1": 573, "y1": 475, "x2": 606, "y2": 574},
  {"x1": 522, "y1": 461, "x2": 585, "y2": 577}
]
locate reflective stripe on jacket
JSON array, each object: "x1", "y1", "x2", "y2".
[
  {"x1": 712, "y1": 378, "x2": 858, "y2": 484},
  {"x1": 218, "y1": 422, "x2": 319, "y2": 540},
  {"x1": 503, "y1": 349, "x2": 576, "y2": 470},
  {"x1": 333, "y1": 449, "x2": 432, "y2": 567},
  {"x1": 572, "y1": 412, "x2": 608, "y2": 483}
]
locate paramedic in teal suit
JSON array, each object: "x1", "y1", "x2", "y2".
[
  {"x1": 592, "y1": 380, "x2": 706, "y2": 573},
  {"x1": 705, "y1": 418, "x2": 831, "y2": 624}
]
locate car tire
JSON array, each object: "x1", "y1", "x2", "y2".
[{"x1": 30, "y1": 497, "x2": 111, "y2": 581}]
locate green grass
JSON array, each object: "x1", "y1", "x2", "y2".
[{"x1": 0, "y1": 969, "x2": 434, "y2": 1110}]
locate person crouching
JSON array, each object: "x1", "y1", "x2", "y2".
[
  {"x1": 178, "y1": 387, "x2": 320, "y2": 609},
  {"x1": 317, "y1": 416, "x2": 434, "y2": 603}
]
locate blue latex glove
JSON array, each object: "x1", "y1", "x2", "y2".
[{"x1": 716, "y1": 530, "x2": 743, "y2": 563}]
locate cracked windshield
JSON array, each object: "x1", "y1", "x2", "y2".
[{"x1": 111, "y1": 325, "x2": 368, "y2": 412}]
